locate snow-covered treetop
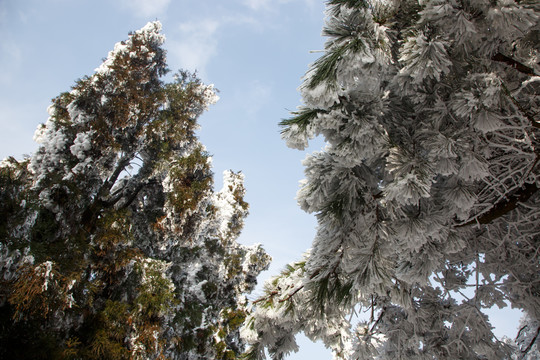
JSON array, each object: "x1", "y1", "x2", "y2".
[
  {"x1": 95, "y1": 21, "x2": 166, "y2": 77},
  {"x1": 0, "y1": 21, "x2": 268, "y2": 360}
]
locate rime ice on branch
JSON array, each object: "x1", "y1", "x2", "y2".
[{"x1": 244, "y1": 1, "x2": 540, "y2": 359}]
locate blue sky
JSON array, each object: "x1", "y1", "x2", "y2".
[{"x1": 0, "y1": 0, "x2": 522, "y2": 358}]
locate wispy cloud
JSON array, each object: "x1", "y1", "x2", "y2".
[
  {"x1": 242, "y1": 0, "x2": 317, "y2": 12},
  {"x1": 166, "y1": 0, "x2": 317, "y2": 78},
  {"x1": 168, "y1": 19, "x2": 221, "y2": 78},
  {"x1": 118, "y1": 0, "x2": 171, "y2": 18},
  {"x1": 242, "y1": 0, "x2": 272, "y2": 11},
  {"x1": 168, "y1": 13, "x2": 258, "y2": 77}
]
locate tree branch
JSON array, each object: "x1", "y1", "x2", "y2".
[
  {"x1": 252, "y1": 291, "x2": 278, "y2": 305},
  {"x1": 521, "y1": 325, "x2": 540, "y2": 359},
  {"x1": 365, "y1": 306, "x2": 386, "y2": 340},
  {"x1": 492, "y1": 53, "x2": 537, "y2": 76},
  {"x1": 500, "y1": 82, "x2": 540, "y2": 129},
  {"x1": 457, "y1": 181, "x2": 538, "y2": 227},
  {"x1": 98, "y1": 153, "x2": 134, "y2": 201},
  {"x1": 278, "y1": 285, "x2": 304, "y2": 303},
  {"x1": 116, "y1": 178, "x2": 159, "y2": 210}
]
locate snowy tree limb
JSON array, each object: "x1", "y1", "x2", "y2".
[
  {"x1": 520, "y1": 325, "x2": 540, "y2": 359},
  {"x1": 457, "y1": 181, "x2": 538, "y2": 227},
  {"x1": 492, "y1": 53, "x2": 537, "y2": 77},
  {"x1": 501, "y1": 82, "x2": 540, "y2": 129}
]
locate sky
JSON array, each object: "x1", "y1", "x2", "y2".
[{"x1": 0, "y1": 0, "x2": 522, "y2": 358}]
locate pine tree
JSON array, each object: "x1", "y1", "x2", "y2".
[
  {"x1": 243, "y1": 1, "x2": 539, "y2": 359},
  {"x1": 0, "y1": 22, "x2": 270, "y2": 359}
]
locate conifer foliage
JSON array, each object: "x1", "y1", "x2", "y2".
[
  {"x1": 0, "y1": 22, "x2": 269, "y2": 359},
  {"x1": 243, "y1": 1, "x2": 539, "y2": 359}
]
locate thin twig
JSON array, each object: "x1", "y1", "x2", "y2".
[
  {"x1": 252, "y1": 291, "x2": 278, "y2": 305},
  {"x1": 278, "y1": 285, "x2": 305, "y2": 303}
]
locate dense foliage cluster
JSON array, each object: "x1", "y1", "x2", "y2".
[
  {"x1": 244, "y1": 1, "x2": 539, "y2": 359},
  {"x1": 0, "y1": 22, "x2": 269, "y2": 359}
]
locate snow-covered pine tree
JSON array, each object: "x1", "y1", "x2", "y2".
[
  {"x1": 0, "y1": 21, "x2": 270, "y2": 360},
  {"x1": 243, "y1": 1, "x2": 539, "y2": 359}
]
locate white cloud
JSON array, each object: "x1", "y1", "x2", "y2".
[
  {"x1": 118, "y1": 0, "x2": 171, "y2": 18},
  {"x1": 242, "y1": 0, "x2": 317, "y2": 11},
  {"x1": 168, "y1": 19, "x2": 221, "y2": 78},
  {"x1": 242, "y1": 0, "x2": 272, "y2": 11}
]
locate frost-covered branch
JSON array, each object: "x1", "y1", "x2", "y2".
[
  {"x1": 247, "y1": 1, "x2": 540, "y2": 358},
  {"x1": 518, "y1": 323, "x2": 540, "y2": 359},
  {"x1": 458, "y1": 181, "x2": 538, "y2": 227},
  {"x1": 492, "y1": 53, "x2": 537, "y2": 77}
]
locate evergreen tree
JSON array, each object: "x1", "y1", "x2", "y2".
[
  {"x1": 243, "y1": 1, "x2": 539, "y2": 359},
  {"x1": 0, "y1": 22, "x2": 270, "y2": 359}
]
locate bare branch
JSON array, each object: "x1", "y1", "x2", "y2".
[{"x1": 492, "y1": 53, "x2": 537, "y2": 76}]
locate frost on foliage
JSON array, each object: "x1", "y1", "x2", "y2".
[
  {"x1": 69, "y1": 131, "x2": 93, "y2": 161},
  {"x1": 0, "y1": 22, "x2": 269, "y2": 360},
  {"x1": 242, "y1": 255, "x2": 356, "y2": 360},
  {"x1": 214, "y1": 170, "x2": 249, "y2": 237},
  {"x1": 36, "y1": 260, "x2": 54, "y2": 292},
  {"x1": 511, "y1": 314, "x2": 540, "y2": 360},
  {"x1": 197, "y1": 83, "x2": 220, "y2": 109},
  {"x1": 0, "y1": 244, "x2": 34, "y2": 282},
  {"x1": 253, "y1": 1, "x2": 540, "y2": 359},
  {"x1": 94, "y1": 21, "x2": 165, "y2": 77},
  {"x1": 137, "y1": 258, "x2": 175, "y2": 294},
  {"x1": 398, "y1": 34, "x2": 452, "y2": 84}
]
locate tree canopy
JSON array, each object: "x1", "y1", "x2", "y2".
[
  {"x1": 0, "y1": 21, "x2": 270, "y2": 359},
  {"x1": 243, "y1": 1, "x2": 540, "y2": 359}
]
